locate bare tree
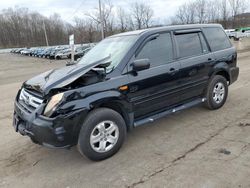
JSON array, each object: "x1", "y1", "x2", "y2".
[
  {"x1": 142, "y1": 4, "x2": 154, "y2": 28},
  {"x1": 229, "y1": 0, "x2": 247, "y2": 27},
  {"x1": 117, "y1": 7, "x2": 128, "y2": 32},
  {"x1": 130, "y1": 2, "x2": 154, "y2": 29},
  {"x1": 196, "y1": 0, "x2": 207, "y2": 23},
  {"x1": 174, "y1": 2, "x2": 196, "y2": 24},
  {"x1": 172, "y1": 0, "x2": 250, "y2": 28},
  {"x1": 85, "y1": 0, "x2": 114, "y2": 37},
  {"x1": 206, "y1": 0, "x2": 221, "y2": 23},
  {"x1": 219, "y1": 0, "x2": 230, "y2": 28}
]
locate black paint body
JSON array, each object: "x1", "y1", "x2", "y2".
[{"x1": 13, "y1": 24, "x2": 239, "y2": 148}]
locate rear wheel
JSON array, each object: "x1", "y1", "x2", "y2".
[
  {"x1": 77, "y1": 108, "x2": 126, "y2": 161},
  {"x1": 205, "y1": 75, "x2": 228, "y2": 110}
]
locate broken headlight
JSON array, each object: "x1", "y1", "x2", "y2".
[{"x1": 43, "y1": 93, "x2": 64, "y2": 117}]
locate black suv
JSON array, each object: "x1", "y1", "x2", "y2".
[{"x1": 13, "y1": 24, "x2": 239, "y2": 161}]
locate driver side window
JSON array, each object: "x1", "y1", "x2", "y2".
[{"x1": 136, "y1": 33, "x2": 174, "y2": 67}]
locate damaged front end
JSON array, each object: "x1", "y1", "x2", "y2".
[{"x1": 13, "y1": 60, "x2": 111, "y2": 148}]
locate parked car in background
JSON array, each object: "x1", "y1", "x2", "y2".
[
  {"x1": 13, "y1": 24, "x2": 239, "y2": 161},
  {"x1": 73, "y1": 47, "x2": 92, "y2": 60},
  {"x1": 20, "y1": 49, "x2": 31, "y2": 55},
  {"x1": 10, "y1": 49, "x2": 17, "y2": 53},
  {"x1": 15, "y1": 48, "x2": 25, "y2": 54},
  {"x1": 37, "y1": 48, "x2": 51, "y2": 58},
  {"x1": 55, "y1": 48, "x2": 71, "y2": 60},
  {"x1": 231, "y1": 27, "x2": 250, "y2": 40},
  {"x1": 38, "y1": 48, "x2": 50, "y2": 57},
  {"x1": 31, "y1": 48, "x2": 42, "y2": 57},
  {"x1": 225, "y1": 29, "x2": 236, "y2": 39},
  {"x1": 49, "y1": 47, "x2": 67, "y2": 59},
  {"x1": 28, "y1": 48, "x2": 37, "y2": 56},
  {"x1": 49, "y1": 49, "x2": 62, "y2": 59},
  {"x1": 29, "y1": 48, "x2": 36, "y2": 56},
  {"x1": 44, "y1": 48, "x2": 54, "y2": 58}
]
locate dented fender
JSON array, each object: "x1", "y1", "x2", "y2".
[{"x1": 59, "y1": 90, "x2": 130, "y2": 111}]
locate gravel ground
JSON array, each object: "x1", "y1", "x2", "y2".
[{"x1": 0, "y1": 39, "x2": 250, "y2": 188}]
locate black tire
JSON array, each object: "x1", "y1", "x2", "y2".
[
  {"x1": 30, "y1": 136, "x2": 39, "y2": 144},
  {"x1": 205, "y1": 75, "x2": 228, "y2": 110},
  {"x1": 234, "y1": 37, "x2": 240, "y2": 41},
  {"x1": 77, "y1": 108, "x2": 127, "y2": 161}
]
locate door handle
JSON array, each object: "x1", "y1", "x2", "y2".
[
  {"x1": 169, "y1": 68, "x2": 176, "y2": 72},
  {"x1": 208, "y1": 58, "x2": 215, "y2": 61},
  {"x1": 169, "y1": 67, "x2": 177, "y2": 75}
]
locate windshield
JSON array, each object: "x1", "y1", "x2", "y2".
[{"x1": 78, "y1": 35, "x2": 138, "y2": 71}]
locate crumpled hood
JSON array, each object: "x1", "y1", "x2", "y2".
[{"x1": 23, "y1": 60, "x2": 107, "y2": 96}]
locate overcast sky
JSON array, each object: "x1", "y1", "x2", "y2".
[
  {"x1": 1, "y1": 0, "x2": 250, "y2": 24},
  {"x1": 0, "y1": 0, "x2": 189, "y2": 24}
]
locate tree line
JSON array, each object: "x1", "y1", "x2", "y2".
[
  {"x1": 172, "y1": 0, "x2": 249, "y2": 28},
  {"x1": 0, "y1": 0, "x2": 249, "y2": 48}
]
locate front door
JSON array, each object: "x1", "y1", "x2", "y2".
[{"x1": 126, "y1": 32, "x2": 182, "y2": 119}]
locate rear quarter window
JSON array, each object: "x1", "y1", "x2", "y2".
[{"x1": 203, "y1": 27, "x2": 232, "y2": 51}]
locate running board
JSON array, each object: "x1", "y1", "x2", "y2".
[{"x1": 134, "y1": 98, "x2": 206, "y2": 127}]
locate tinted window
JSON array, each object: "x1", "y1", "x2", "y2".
[
  {"x1": 175, "y1": 33, "x2": 203, "y2": 58},
  {"x1": 203, "y1": 27, "x2": 231, "y2": 51},
  {"x1": 136, "y1": 33, "x2": 173, "y2": 67}
]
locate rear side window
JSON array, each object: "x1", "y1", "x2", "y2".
[
  {"x1": 175, "y1": 33, "x2": 203, "y2": 58},
  {"x1": 136, "y1": 33, "x2": 173, "y2": 67},
  {"x1": 203, "y1": 27, "x2": 232, "y2": 51}
]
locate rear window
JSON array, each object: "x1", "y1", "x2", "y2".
[
  {"x1": 203, "y1": 27, "x2": 232, "y2": 51},
  {"x1": 175, "y1": 33, "x2": 203, "y2": 58}
]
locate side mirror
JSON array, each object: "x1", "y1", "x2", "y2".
[{"x1": 132, "y1": 59, "x2": 150, "y2": 72}]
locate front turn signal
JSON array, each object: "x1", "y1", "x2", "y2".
[{"x1": 119, "y1": 85, "x2": 128, "y2": 91}]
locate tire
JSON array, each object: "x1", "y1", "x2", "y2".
[
  {"x1": 77, "y1": 108, "x2": 127, "y2": 161},
  {"x1": 234, "y1": 37, "x2": 240, "y2": 41},
  {"x1": 30, "y1": 136, "x2": 39, "y2": 144},
  {"x1": 205, "y1": 75, "x2": 228, "y2": 110}
]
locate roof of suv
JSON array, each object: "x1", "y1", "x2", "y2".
[{"x1": 112, "y1": 24, "x2": 222, "y2": 37}]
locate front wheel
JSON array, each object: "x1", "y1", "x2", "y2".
[
  {"x1": 205, "y1": 75, "x2": 228, "y2": 110},
  {"x1": 77, "y1": 108, "x2": 127, "y2": 161}
]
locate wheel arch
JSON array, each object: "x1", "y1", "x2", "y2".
[
  {"x1": 60, "y1": 90, "x2": 134, "y2": 132},
  {"x1": 214, "y1": 70, "x2": 230, "y2": 83},
  {"x1": 95, "y1": 100, "x2": 134, "y2": 132},
  {"x1": 210, "y1": 62, "x2": 231, "y2": 84}
]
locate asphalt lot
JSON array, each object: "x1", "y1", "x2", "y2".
[{"x1": 0, "y1": 39, "x2": 250, "y2": 188}]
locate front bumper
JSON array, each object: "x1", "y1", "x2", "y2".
[
  {"x1": 13, "y1": 100, "x2": 87, "y2": 148},
  {"x1": 229, "y1": 66, "x2": 239, "y2": 84}
]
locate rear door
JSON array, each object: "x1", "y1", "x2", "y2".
[
  {"x1": 126, "y1": 32, "x2": 182, "y2": 119},
  {"x1": 174, "y1": 30, "x2": 214, "y2": 102}
]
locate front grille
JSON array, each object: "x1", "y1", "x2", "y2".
[{"x1": 18, "y1": 88, "x2": 43, "y2": 113}]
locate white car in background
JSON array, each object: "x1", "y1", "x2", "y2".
[
  {"x1": 225, "y1": 29, "x2": 236, "y2": 39},
  {"x1": 55, "y1": 48, "x2": 71, "y2": 60},
  {"x1": 20, "y1": 49, "x2": 31, "y2": 55}
]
